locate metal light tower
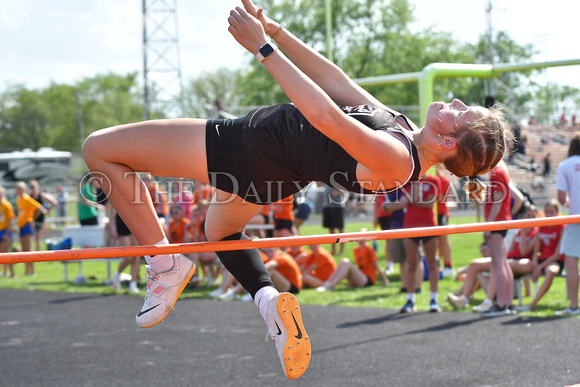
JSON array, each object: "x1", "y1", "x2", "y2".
[{"x1": 142, "y1": 0, "x2": 184, "y2": 120}]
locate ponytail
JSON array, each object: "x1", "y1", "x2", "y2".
[{"x1": 464, "y1": 176, "x2": 486, "y2": 202}]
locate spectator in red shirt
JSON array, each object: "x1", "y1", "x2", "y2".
[
  {"x1": 518, "y1": 200, "x2": 565, "y2": 311},
  {"x1": 481, "y1": 161, "x2": 515, "y2": 317},
  {"x1": 395, "y1": 174, "x2": 441, "y2": 313}
]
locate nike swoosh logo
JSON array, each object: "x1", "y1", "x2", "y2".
[
  {"x1": 137, "y1": 304, "x2": 160, "y2": 317},
  {"x1": 291, "y1": 312, "x2": 302, "y2": 339},
  {"x1": 215, "y1": 124, "x2": 221, "y2": 137},
  {"x1": 274, "y1": 321, "x2": 282, "y2": 336}
]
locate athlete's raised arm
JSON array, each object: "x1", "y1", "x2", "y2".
[
  {"x1": 228, "y1": 6, "x2": 411, "y2": 185},
  {"x1": 239, "y1": 0, "x2": 396, "y2": 112}
]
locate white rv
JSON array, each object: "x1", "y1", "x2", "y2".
[{"x1": 0, "y1": 148, "x2": 71, "y2": 188}]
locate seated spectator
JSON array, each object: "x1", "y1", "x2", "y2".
[
  {"x1": 518, "y1": 200, "x2": 565, "y2": 311},
  {"x1": 286, "y1": 245, "x2": 310, "y2": 267},
  {"x1": 316, "y1": 230, "x2": 389, "y2": 292},
  {"x1": 447, "y1": 206, "x2": 538, "y2": 312},
  {"x1": 301, "y1": 244, "x2": 337, "y2": 288},
  {"x1": 263, "y1": 247, "x2": 302, "y2": 294},
  {"x1": 213, "y1": 250, "x2": 270, "y2": 301},
  {"x1": 168, "y1": 204, "x2": 192, "y2": 245}
]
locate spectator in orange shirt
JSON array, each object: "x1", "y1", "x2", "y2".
[
  {"x1": 317, "y1": 230, "x2": 389, "y2": 292},
  {"x1": 286, "y1": 245, "x2": 309, "y2": 269},
  {"x1": 168, "y1": 204, "x2": 192, "y2": 244},
  {"x1": 263, "y1": 247, "x2": 303, "y2": 294},
  {"x1": 16, "y1": 181, "x2": 46, "y2": 276},
  {"x1": 142, "y1": 174, "x2": 169, "y2": 220},
  {"x1": 301, "y1": 244, "x2": 337, "y2": 288},
  {"x1": 271, "y1": 195, "x2": 295, "y2": 238}
]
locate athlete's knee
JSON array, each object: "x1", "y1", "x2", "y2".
[{"x1": 82, "y1": 130, "x2": 108, "y2": 162}]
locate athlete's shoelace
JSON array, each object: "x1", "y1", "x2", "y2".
[{"x1": 143, "y1": 272, "x2": 157, "y2": 301}]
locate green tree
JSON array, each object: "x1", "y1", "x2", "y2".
[
  {"x1": 0, "y1": 84, "x2": 50, "y2": 151},
  {"x1": 0, "y1": 73, "x2": 144, "y2": 152},
  {"x1": 198, "y1": 0, "x2": 476, "y2": 116}
]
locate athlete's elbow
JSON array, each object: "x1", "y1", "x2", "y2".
[{"x1": 313, "y1": 108, "x2": 343, "y2": 134}]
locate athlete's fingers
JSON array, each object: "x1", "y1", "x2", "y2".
[{"x1": 241, "y1": 0, "x2": 258, "y2": 16}]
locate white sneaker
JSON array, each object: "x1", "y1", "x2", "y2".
[
  {"x1": 265, "y1": 293, "x2": 311, "y2": 379},
  {"x1": 135, "y1": 254, "x2": 196, "y2": 329},
  {"x1": 515, "y1": 304, "x2": 532, "y2": 312},
  {"x1": 555, "y1": 306, "x2": 580, "y2": 316},
  {"x1": 442, "y1": 267, "x2": 457, "y2": 278},
  {"x1": 217, "y1": 289, "x2": 237, "y2": 301},
  {"x1": 446, "y1": 293, "x2": 468, "y2": 309},
  {"x1": 240, "y1": 293, "x2": 253, "y2": 302},
  {"x1": 316, "y1": 283, "x2": 333, "y2": 293},
  {"x1": 208, "y1": 288, "x2": 226, "y2": 298},
  {"x1": 129, "y1": 282, "x2": 140, "y2": 294},
  {"x1": 472, "y1": 299, "x2": 493, "y2": 313},
  {"x1": 111, "y1": 272, "x2": 121, "y2": 292}
]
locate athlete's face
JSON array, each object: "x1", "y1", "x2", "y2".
[{"x1": 426, "y1": 99, "x2": 485, "y2": 137}]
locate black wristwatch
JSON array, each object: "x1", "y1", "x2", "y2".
[{"x1": 256, "y1": 42, "x2": 277, "y2": 63}]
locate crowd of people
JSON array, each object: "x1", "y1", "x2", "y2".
[{"x1": 1, "y1": 180, "x2": 56, "y2": 278}]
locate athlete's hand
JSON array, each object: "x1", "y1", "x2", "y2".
[
  {"x1": 228, "y1": 6, "x2": 268, "y2": 55},
  {"x1": 240, "y1": 0, "x2": 279, "y2": 36}
]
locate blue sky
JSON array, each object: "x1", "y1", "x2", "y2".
[{"x1": 1, "y1": 0, "x2": 579, "y2": 90}]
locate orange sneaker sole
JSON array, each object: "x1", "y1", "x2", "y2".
[
  {"x1": 277, "y1": 293, "x2": 311, "y2": 379},
  {"x1": 139, "y1": 262, "x2": 196, "y2": 329}
]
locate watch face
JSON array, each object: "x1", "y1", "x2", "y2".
[{"x1": 260, "y1": 43, "x2": 275, "y2": 58}]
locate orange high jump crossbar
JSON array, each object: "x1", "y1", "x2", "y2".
[{"x1": 1, "y1": 215, "x2": 580, "y2": 265}]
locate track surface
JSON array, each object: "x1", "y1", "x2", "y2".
[{"x1": 1, "y1": 289, "x2": 580, "y2": 386}]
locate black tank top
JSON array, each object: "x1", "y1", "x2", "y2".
[{"x1": 243, "y1": 103, "x2": 421, "y2": 196}]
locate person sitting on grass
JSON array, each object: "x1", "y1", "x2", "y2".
[
  {"x1": 263, "y1": 247, "x2": 302, "y2": 295},
  {"x1": 316, "y1": 229, "x2": 390, "y2": 292},
  {"x1": 301, "y1": 244, "x2": 337, "y2": 288},
  {"x1": 517, "y1": 199, "x2": 565, "y2": 312}
]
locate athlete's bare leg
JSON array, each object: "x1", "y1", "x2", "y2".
[{"x1": 83, "y1": 119, "x2": 209, "y2": 245}]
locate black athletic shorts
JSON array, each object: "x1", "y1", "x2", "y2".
[
  {"x1": 408, "y1": 235, "x2": 437, "y2": 244},
  {"x1": 274, "y1": 219, "x2": 294, "y2": 231},
  {"x1": 437, "y1": 214, "x2": 448, "y2": 226},
  {"x1": 115, "y1": 214, "x2": 131, "y2": 237},
  {"x1": 378, "y1": 216, "x2": 392, "y2": 230},
  {"x1": 322, "y1": 206, "x2": 344, "y2": 229},
  {"x1": 490, "y1": 229, "x2": 508, "y2": 237},
  {"x1": 205, "y1": 116, "x2": 309, "y2": 205},
  {"x1": 538, "y1": 258, "x2": 564, "y2": 275}
]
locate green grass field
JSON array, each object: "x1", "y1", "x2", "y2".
[{"x1": 0, "y1": 214, "x2": 574, "y2": 318}]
